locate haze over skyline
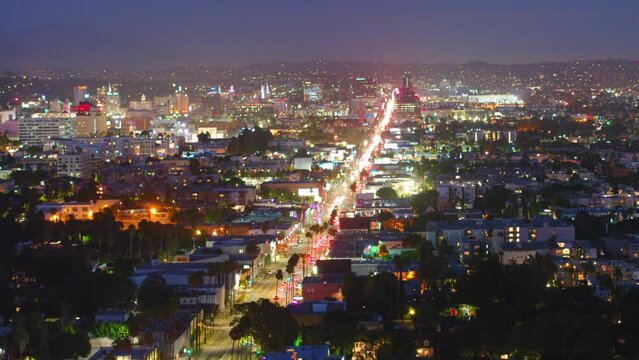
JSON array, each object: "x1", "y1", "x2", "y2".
[{"x1": 1, "y1": 0, "x2": 638, "y2": 70}]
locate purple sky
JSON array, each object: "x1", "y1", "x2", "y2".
[{"x1": 1, "y1": 0, "x2": 637, "y2": 70}]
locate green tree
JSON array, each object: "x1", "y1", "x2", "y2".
[
  {"x1": 475, "y1": 185, "x2": 511, "y2": 216},
  {"x1": 188, "y1": 271, "x2": 205, "y2": 286},
  {"x1": 231, "y1": 299, "x2": 299, "y2": 353},
  {"x1": 137, "y1": 274, "x2": 177, "y2": 316},
  {"x1": 364, "y1": 272, "x2": 398, "y2": 317},
  {"x1": 322, "y1": 311, "x2": 358, "y2": 355},
  {"x1": 393, "y1": 255, "x2": 410, "y2": 305},
  {"x1": 376, "y1": 187, "x2": 399, "y2": 199},
  {"x1": 93, "y1": 322, "x2": 129, "y2": 341},
  {"x1": 48, "y1": 323, "x2": 91, "y2": 359},
  {"x1": 410, "y1": 189, "x2": 439, "y2": 213},
  {"x1": 245, "y1": 242, "x2": 261, "y2": 284}
]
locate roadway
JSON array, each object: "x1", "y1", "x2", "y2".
[
  {"x1": 196, "y1": 92, "x2": 396, "y2": 359},
  {"x1": 197, "y1": 239, "x2": 309, "y2": 360}
]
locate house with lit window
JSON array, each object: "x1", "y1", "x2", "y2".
[
  {"x1": 36, "y1": 199, "x2": 120, "y2": 221},
  {"x1": 425, "y1": 217, "x2": 574, "y2": 247},
  {"x1": 500, "y1": 242, "x2": 550, "y2": 264}
]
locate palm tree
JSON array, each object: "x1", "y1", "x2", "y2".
[
  {"x1": 285, "y1": 265, "x2": 294, "y2": 304},
  {"x1": 285, "y1": 254, "x2": 301, "y2": 303},
  {"x1": 304, "y1": 230, "x2": 314, "y2": 273},
  {"x1": 275, "y1": 269, "x2": 284, "y2": 299},
  {"x1": 11, "y1": 316, "x2": 29, "y2": 360},
  {"x1": 128, "y1": 224, "x2": 136, "y2": 259},
  {"x1": 93, "y1": 209, "x2": 118, "y2": 260},
  {"x1": 245, "y1": 242, "x2": 261, "y2": 286},
  {"x1": 223, "y1": 260, "x2": 240, "y2": 309},
  {"x1": 229, "y1": 325, "x2": 243, "y2": 360},
  {"x1": 393, "y1": 255, "x2": 409, "y2": 308},
  {"x1": 137, "y1": 221, "x2": 147, "y2": 259}
]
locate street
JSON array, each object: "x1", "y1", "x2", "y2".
[{"x1": 196, "y1": 92, "x2": 396, "y2": 359}]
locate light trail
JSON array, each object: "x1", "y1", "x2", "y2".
[{"x1": 328, "y1": 89, "x2": 397, "y2": 214}]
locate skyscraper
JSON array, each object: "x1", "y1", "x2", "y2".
[
  {"x1": 396, "y1": 71, "x2": 421, "y2": 122},
  {"x1": 302, "y1": 81, "x2": 323, "y2": 104},
  {"x1": 401, "y1": 72, "x2": 413, "y2": 88},
  {"x1": 72, "y1": 85, "x2": 89, "y2": 105},
  {"x1": 105, "y1": 83, "x2": 122, "y2": 116},
  {"x1": 353, "y1": 76, "x2": 377, "y2": 98},
  {"x1": 172, "y1": 93, "x2": 189, "y2": 114},
  {"x1": 350, "y1": 76, "x2": 378, "y2": 122}
]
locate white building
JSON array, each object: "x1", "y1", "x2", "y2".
[
  {"x1": 56, "y1": 152, "x2": 93, "y2": 179},
  {"x1": 19, "y1": 117, "x2": 70, "y2": 147}
]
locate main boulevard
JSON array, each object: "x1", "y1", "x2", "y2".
[{"x1": 196, "y1": 91, "x2": 396, "y2": 359}]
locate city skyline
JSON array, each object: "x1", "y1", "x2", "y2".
[
  {"x1": 4, "y1": 2, "x2": 639, "y2": 360},
  {"x1": 1, "y1": 0, "x2": 639, "y2": 70}
]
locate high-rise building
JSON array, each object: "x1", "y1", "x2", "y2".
[
  {"x1": 353, "y1": 76, "x2": 377, "y2": 98},
  {"x1": 70, "y1": 102, "x2": 110, "y2": 136},
  {"x1": 171, "y1": 93, "x2": 189, "y2": 114},
  {"x1": 19, "y1": 117, "x2": 71, "y2": 146},
  {"x1": 202, "y1": 92, "x2": 225, "y2": 117},
  {"x1": 395, "y1": 71, "x2": 421, "y2": 121},
  {"x1": 302, "y1": 81, "x2": 323, "y2": 104},
  {"x1": 350, "y1": 76, "x2": 378, "y2": 122},
  {"x1": 105, "y1": 83, "x2": 122, "y2": 116},
  {"x1": 153, "y1": 96, "x2": 172, "y2": 116},
  {"x1": 70, "y1": 115, "x2": 110, "y2": 137},
  {"x1": 401, "y1": 72, "x2": 413, "y2": 88},
  {"x1": 72, "y1": 85, "x2": 89, "y2": 105}
]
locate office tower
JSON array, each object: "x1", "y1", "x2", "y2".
[
  {"x1": 202, "y1": 92, "x2": 224, "y2": 117},
  {"x1": 71, "y1": 115, "x2": 110, "y2": 137},
  {"x1": 395, "y1": 71, "x2": 421, "y2": 121},
  {"x1": 401, "y1": 72, "x2": 413, "y2": 88},
  {"x1": 95, "y1": 86, "x2": 108, "y2": 103},
  {"x1": 72, "y1": 85, "x2": 89, "y2": 105},
  {"x1": 353, "y1": 76, "x2": 377, "y2": 98},
  {"x1": 153, "y1": 96, "x2": 172, "y2": 116},
  {"x1": 71, "y1": 102, "x2": 110, "y2": 136},
  {"x1": 105, "y1": 83, "x2": 122, "y2": 116},
  {"x1": 19, "y1": 117, "x2": 71, "y2": 146},
  {"x1": 302, "y1": 81, "x2": 323, "y2": 103},
  {"x1": 350, "y1": 76, "x2": 378, "y2": 122},
  {"x1": 172, "y1": 93, "x2": 189, "y2": 114}
]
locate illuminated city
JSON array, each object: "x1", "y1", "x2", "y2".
[{"x1": 2, "y1": 1, "x2": 639, "y2": 360}]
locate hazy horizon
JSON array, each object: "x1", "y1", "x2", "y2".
[
  {"x1": 2, "y1": 58, "x2": 638, "y2": 74},
  {"x1": 1, "y1": 0, "x2": 638, "y2": 71}
]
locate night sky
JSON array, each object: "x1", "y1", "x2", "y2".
[{"x1": 1, "y1": 0, "x2": 638, "y2": 70}]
